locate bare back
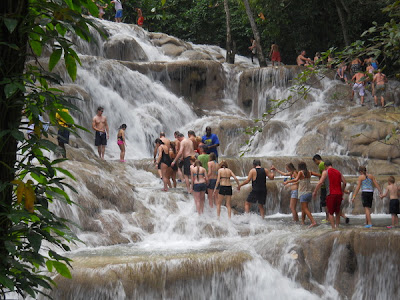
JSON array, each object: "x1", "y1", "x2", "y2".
[
  {"x1": 387, "y1": 183, "x2": 400, "y2": 199},
  {"x1": 207, "y1": 160, "x2": 218, "y2": 180},
  {"x1": 218, "y1": 167, "x2": 233, "y2": 186},
  {"x1": 160, "y1": 137, "x2": 171, "y2": 149},
  {"x1": 181, "y1": 138, "x2": 195, "y2": 158}
]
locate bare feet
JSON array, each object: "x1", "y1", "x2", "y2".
[{"x1": 308, "y1": 223, "x2": 317, "y2": 228}]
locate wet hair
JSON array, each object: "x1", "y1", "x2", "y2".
[
  {"x1": 188, "y1": 130, "x2": 195, "y2": 136},
  {"x1": 253, "y1": 159, "x2": 261, "y2": 167},
  {"x1": 155, "y1": 138, "x2": 163, "y2": 145},
  {"x1": 160, "y1": 132, "x2": 166, "y2": 137},
  {"x1": 286, "y1": 163, "x2": 296, "y2": 172},
  {"x1": 209, "y1": 153, "x2": 216, "y2": 161},
  {"x1": 325, "y1": 160, "x2": 333, "y2": 167},
  {"x1": 97, "y1": 106, "x2": 104, "y2": 112},
  {"x1": 174, "y1": 131, "x2": 180, "y2": 136},
  {"x1": 170, "y1": 141, "x2": 176, "y2": 154},
  {"x1": 194, "y1": 160, "x2": 202, "y2": 181},
  {"x1": 388, "y1": 176, "x2": 395, "y2": 184},
  {"x1": 177, "y1": 133, "x2": 184, "y2": 138},
  {"x1": 298, "y1": 162, "x2": 309, "y2": 178},
  {"x1": 358, "y1": 166, "x2": 367, "y2": 175},
  {"x1": 219, "y1": 160, "x2": 228, "y2": 168},
  {"x1": 119, "y1": 124, "x2": 127, "y2": 129},
  {"x1": 312, "y1": 154, "x2": 322, "y2": 162}
]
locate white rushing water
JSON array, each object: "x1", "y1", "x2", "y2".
[{"x1": 20, "y1": 18, "x2": 399, "y2": 300}]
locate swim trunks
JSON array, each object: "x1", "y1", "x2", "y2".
[
  {"x1": 299, "y1": 192, "x2": 312, "y2": 203},
  {"x1": 375, "y1": 84, "x2": 386, "y2": 97},
  {"x1": 115, "y1": 9, "x2": 123, "y2": 19},
  {"x1": 57, "y1": 128, "x2": 70, "y2": 144},
  {"x1": 183, "y1": 156, "x2": 191, "y2": 176},
  {"x1": 290, "y1": 189, "x2": 298, "y2": 199},
  {"x1": 193, "y1": 183, "x2": 207, "y2": 192},
  {"x1": 320, "y1": 188, "x2": 327, "y2": 207},
  {"x1": 389, "y1": 199, "x2": 399, "y2": 215},
  {"x1": 247, "y1": 190, "x2": 267, "y2": 205},
  {"x1": 352, "y1": 83, "x2": 365, "y2": 96},
  {"x1": 219, "y1": 185, "x2": 232, "y2": 196},
  {"x1": 361, "y1": 191, "x2": 373, "y2": 208},
  {"x1": 326, "y1": 194, "x2": 342, "y2": 215},
  {"x1": 207, "y1": 179, "x2": 217, "y2": 189},
  {"x1": 95, "y1": 131, "x2": 107, "y2": 146}
]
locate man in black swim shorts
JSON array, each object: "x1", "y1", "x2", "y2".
[
  {"x1": 238, "y1": 159, "x2": 274, "y2": 219},
  {"x1": 92, "y1": 106, "x2": 109, "y2": 159}
]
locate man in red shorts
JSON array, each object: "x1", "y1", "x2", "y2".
[{"x1": 313, "y1": 161, "x2": 346, "y2": 229}]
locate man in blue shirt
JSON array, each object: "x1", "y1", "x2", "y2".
[{"x1": 202, "y1": 126, "x2": 220, "y2": 161}]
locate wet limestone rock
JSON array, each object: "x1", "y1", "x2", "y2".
[{"x1": 104, "y1": 36, "x2": 148, "y2": 62}]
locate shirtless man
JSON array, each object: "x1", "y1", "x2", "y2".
[
  {"x1": 297, "y1": 50, "x2": 312, "y2": 66},
  {"x1": 350, "y1": 57, "x2": 362, "y2": 76},
  {"x1": 154, "y1": 132, "x2": 171, "y2": 179},
  {"x1": 188, "y1": 130, "x2": 198, "y2": 152},
  {"x1": 373, "y1": 70, "x2": 388, "y2": 107},
  {"x1": 269, "y1": 42, "x2": 281, "y2": 66},
  {"x1": 351, "y1": 71, "x2": 366, "y2": 105},
  {"x1": 92, "y1": 106, "x2": 109, "y2": 159},
  {"x1": 173, "y1": 131, "x2": 184, "y2": 182},
  {"x1": 171, "y1": 133, "x2": 195, "y2": 192}
]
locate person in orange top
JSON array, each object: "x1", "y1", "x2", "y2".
[{"x1": 136, "y1": 8, "x2": 144, "y2": 26}]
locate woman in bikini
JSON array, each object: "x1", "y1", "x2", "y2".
[
  {"x1": 284, "y1": 162, "x2": 317, "y2": 228},
  {"x1": 214, "y1": 160, "x2": 240, "y2": 219},
  {"x1": 117, "y1": 124, "x2": 127, "y2": 162},
  {"x1": 191, "y1": 160, "x2": 208, "y2": 215},
  {"x1": 351, "y1": 166, "x2": 382, "y2": 228},
  {"x1": 168, "y1": 141, "x2": 178, "y2": 188},
  {"x1": 155, "y1": 138, "x2": 172, "y2": 192},
  {"x1": 272, "y1": 163, "x2": 299, "y2": 222},
  {"x1": 207, "y1": 153, "x2": 219, "y2": 208}
]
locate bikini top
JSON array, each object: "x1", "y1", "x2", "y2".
[
  {"x1": 193, "y1": 173, "x2": 205, "y2": 177},
  {"x1": 118, "y1": 135, "x2": 123, "y2": 141}
]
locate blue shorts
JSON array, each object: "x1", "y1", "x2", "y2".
[
  {"x1": 115, "y1": 10, "x2": 123, "y2": 19},
  {"x1": 193, "y1": 183, "x2": 207, "y2": 192},
  {"x1": 299, "y1": 193, "x2": 312, "y2": 203},
  {"x1": 207, "y1": 179, "x2": 217, "y2": 189},
  {"x1": 290, "y1": 189, "x2": 298, "y2": 199}
]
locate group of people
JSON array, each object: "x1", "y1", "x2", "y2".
[
  {"x1": 92, "y1": 0, "x2": 144, "y2": 26},
  {"x1": 248, "y1": 39, "x2": 281, "y2": 66}
]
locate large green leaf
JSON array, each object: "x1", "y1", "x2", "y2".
[
  {"x1": 52, "y1": 261, "x2": 72, "y2": 278},
  {"x1": 3, "y1": 18, "x2": 18, "y2": 33},
  {"x1": 49, "y1": 49, "x2": 63, "y2": 71},
  {"x1": 64, "y1": 53, "x2": 77, "y2": 81}
]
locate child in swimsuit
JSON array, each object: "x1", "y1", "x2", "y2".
[{"x1": 380, "y1": 176, "x2": 400, "y2": 228}]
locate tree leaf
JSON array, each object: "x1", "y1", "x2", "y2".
[
  {"x1": 64, "y1": 53, "x2": 77, "y2": 81},
  {"x1": 45, "y1": 260, "x2": 54, "y2": 272},
  {"x1": 52, "y1": 261, "x2": 72, "y2": 278},
  {"x1": 29, "y1": 40, "x2": 42, "y2": 56},
  {"x1": 0, "y1": 273, "x2": 14, "y2": 290},
  {"x1": 49, "y1": 49, "x2": 62, "y2": 71},
  {"x1": 3, "y1": 18, "x2": 18, "y2": 33},
  {"x1": 27, "y1": 232, "x2": 42, "y2": 252},
  {"x1": 4, "y1": 83, "x2": 19, "y2": 98}
]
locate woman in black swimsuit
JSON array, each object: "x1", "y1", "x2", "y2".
[
  {"x1": 117, "y1": 124, "x2": 127, "y2": 162},
  {"x1": 155, "y1": 138, "x2": 172, "y2": 191},
  {"x1": 214, "y1": 160, "x2": 240, "y2": 219},
  {"x1": 191, "y1": 160, "x2": 208, "y2": 215}
]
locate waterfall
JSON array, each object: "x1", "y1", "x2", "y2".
[{"x1": 21, "y1": 17, "x2": 400, "y2": 300}]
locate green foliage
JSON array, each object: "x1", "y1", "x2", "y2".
[{"x1": 0, "y1": 0, "x2": 102, "y2": 298}]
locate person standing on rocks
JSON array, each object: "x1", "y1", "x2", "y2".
[
  {"x1": 202, "y1": 126, "x2": 220, "y2": 162},
  {"x1": 269, "y1": 42, "x2": 281, "y2": 66},
  {"x1": 111, "y1": 0, "x2": 123, "y2": 23},
  {"x1": 92, "y1": 106, "x2": 109, "y2": 160},
  {"x1": 271, "y1": 163, "x2": 298, "y2": 222},
  {"x1": 313, "y1": 160, "x2": 346, "y2": 229},
  {"x1": 380, "y1": 176, "x2": 400, "y2": 228},
  {"x1": 286, "y1": 162, "x2": 317, "y2": 228},
  {"x1": 311, "y1": 155, "x2": 328, "y2": 222},
  {"x1": 207, "y1": 153, "x2": 219, "y2": 209},
  {"x1": 351, "y1": 71, "x2": 366, "y2": 105},
  {"x1": 190, "y1": 159, "x2": 208, "y2": 215},
  {"x1": 373, "y1": 69, "x2": 388, "y2": 107},
  {"x1": 214, "y1": 160, "x2": 240, "y2": 219},
  {"x1": 249, "y1": 38, "x2": 257, "y2": 63},
  {"x1": 155, "y1": 138, "x2": 172, "y2": 192},
  {"x1": 188, "y1": 130, "x2": 198, "y2": 153},
  {"x1": 171, "y1": 133, "x2": 195, "y2": 193},
  {"x1": 117, "y1": 124, "x2": 127, "y2": 162},
  {"x1": 154, "y1": 132, "x2": 170, "y2": 180},
  {"x1": 351, "y1": 166, "x2": 382, "y2": 228},
  {"x1": 239, "y1": 159, "x2": 274, "y2": 220}
]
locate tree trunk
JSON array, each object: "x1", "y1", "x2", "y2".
[
  {"x1": 242, "y1": 0, "x2": 266, "y2": 67},
  {"x1": 0, "y1": 0, "x2": 29, "y2": 267},
  {"x1": 224, "y1": 0, "x2": 235, "y2": 64},
  {"x1": 335, "y1": 0, "x2": 350, "y2": 46}
]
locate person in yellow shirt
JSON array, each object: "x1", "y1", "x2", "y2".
[{"x1": 56, "y1": 109, "x2": 70, "y2": 158}]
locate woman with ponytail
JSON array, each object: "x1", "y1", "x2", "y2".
[
  {"x1": 117, "y1": 124, "x2": 127, "y2": 162},
  {"x1": 190, "y1": 160, "x2": 208, "y2": 214}
]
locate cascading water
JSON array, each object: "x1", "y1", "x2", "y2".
[{"x1": 23, "y1": 17, "x2": 400, "y2": 300}]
